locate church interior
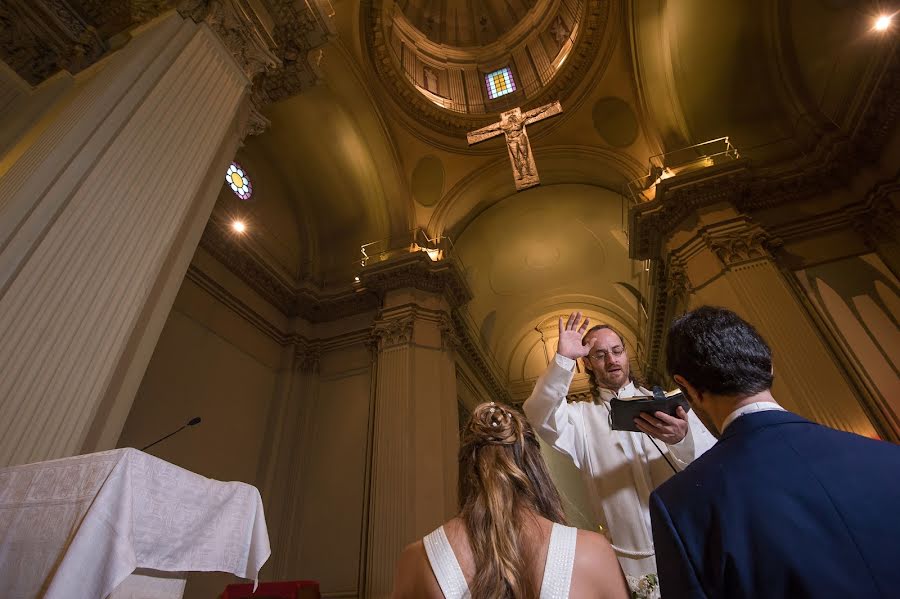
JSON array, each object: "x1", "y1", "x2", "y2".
[{"x1": 0, "y1": 0, "x2": 898, "y2": 597}]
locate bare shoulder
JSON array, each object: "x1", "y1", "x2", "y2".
[
  {"x1": 391, "y1": 540, "x2": 427, "y2": 599},
  {"x1": 392, "y1": 538, "x2": 446, "y2": 599},
  {"x1": 570, "y1": 529, "x2": 630, "y2": 599}
]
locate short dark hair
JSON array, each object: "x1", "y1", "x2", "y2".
[{"x1": 666, "y1": 306, "x2": 774, "y2": 396}]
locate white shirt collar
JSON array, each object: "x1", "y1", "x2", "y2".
[
  {"x1": 598, "y1": 380, "x2": 637, "y2": 402},
  {"x1": 722, "y1": 401, "x2": 785, "y2": 432}
]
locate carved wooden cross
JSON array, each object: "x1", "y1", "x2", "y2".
[{"x1": 467, "y1": 100, "x2": 562, "y2": 191}]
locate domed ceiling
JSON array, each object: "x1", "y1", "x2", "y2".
[
  {"x1": 363, "y1": 0, "x2": 616, "y2": 140},
  {"x1": 397, "y1": 0, "x2": 538, "y2": 47}
]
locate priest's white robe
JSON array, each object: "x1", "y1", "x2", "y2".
[{"x1": 523, "y1": 354, "x2": 717, "y2": 585}]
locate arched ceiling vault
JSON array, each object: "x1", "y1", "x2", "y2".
[
  {"x1": 253, "y1": 34, "x2": 413, "y2": 285},
  {"x1": 231, "y1": 0, "x2": 891, "y2": 388}
]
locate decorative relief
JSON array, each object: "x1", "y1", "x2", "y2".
[
  {"x1": 360, "y1": 252, "x2": 473, "y2": 308},
  {"x1": 666, "y1": 259, "x2": 691, "y2": 300},
  {"x1": 179, "y1": 0, "x2": 281, "y2": 82},
  {"x1": 437, "y1": 312, "x2": 460, "y2": 350},
  {"x1": 0, "y1": 0, "x2": 106, "y2": 86},
  {"x1": 372, "y1": 316, "x2": 415, "y2": 349},
  {"x1": 704, "y1": 228, "x2": 772, "y2": 267},
  {"x1": 295, "y1": 340, "x2": 321, "y2": 373}
]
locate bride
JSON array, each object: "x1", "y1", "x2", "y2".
[{"x1": 391, "y1": 401, "x2": 629, "y2": 599}]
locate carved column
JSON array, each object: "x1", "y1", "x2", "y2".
[
  {"x1": 0, "y1": 7, "x2": 271, "y2": 466},
  {"x1": 361, "y1": 254, "x2": 469, "y2": 599},
  {"x1": 669, "y1": 214, "x2": 878, "y2": 436}
]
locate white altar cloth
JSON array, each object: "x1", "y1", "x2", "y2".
[{"x1": 0, "y1": 448, "x2": 270, "y2": 599}]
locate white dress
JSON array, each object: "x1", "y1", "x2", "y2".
[
  {"x1": 422, "y1": 522, "x2": 578, "y2": 599},
  {"x1": 523, "y1": 354, "x2": 717, "y2": 593}
]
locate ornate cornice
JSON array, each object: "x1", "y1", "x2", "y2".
[
  {"x1": 196, "y1": 224, "x2": 511, "y2": 402},
  {"x1": 0, "y1": 0, "x2": 106, "y2": 86},
  {"x1": 256, "y1": 0, "x2": 334, "y2": 104},
  {"x1": 1, "y1": 0, "x2": 332, "y2": 137},
  {"x1": 359, "y1": 252, "x2": 474, "y2": 309},
  {"x1": 199, "y1": 221, "x2": 380, "y2": 321}
]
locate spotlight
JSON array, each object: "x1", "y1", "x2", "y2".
[
  {"x1": 232, "y1": 220, "x2": 246, "y2": 234},
  {"x1": 874, "y1": 15, "x2": 892, "y2": 31}
]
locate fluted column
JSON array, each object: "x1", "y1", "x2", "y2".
[
  {"x1": 669, "y1": 215, "x2": 878, "y2": 437},
  {"x1": 361, "y1": 255, "x2": 468, "y2": 599},
  {"x1": 0, "y1": 10, "x2": 260, "y2": 466}
]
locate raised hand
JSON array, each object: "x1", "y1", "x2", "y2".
[{"x1": 556, "y1": 311, "x2": 596, "y2": 360}]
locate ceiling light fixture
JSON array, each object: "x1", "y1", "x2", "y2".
[
  {"x1": 874, "y1": 14, "x2": 893, "y2": 31},
  {"x1": 231, "y1": 220, "x2": 247, "y2": 234}
]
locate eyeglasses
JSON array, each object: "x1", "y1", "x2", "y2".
[{"x1": 587, "y1": 346, "x2": 625, "y2": 362}]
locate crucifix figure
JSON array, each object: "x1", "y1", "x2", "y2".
[{"x1": 467, "y1": 100, "x2": 562, "y2": 191}]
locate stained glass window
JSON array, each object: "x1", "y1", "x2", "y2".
[
  {"x1": 226, "y1": 162, "x2": 252, "y2": 200},
  {"x1": 485, "y1": 67, "x2": 516, "y2": 99}
]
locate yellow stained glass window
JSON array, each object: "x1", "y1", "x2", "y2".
[
  {"x1": 226, "y1": 162, "x2": 252, "y2": 200},
  {"x1": 485, "y1": 67, "x2": 516, "y2": 99}
]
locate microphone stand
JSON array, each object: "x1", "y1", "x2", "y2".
[{"x1": 141, "y1": 417, "x2": 201, "y2": 451}]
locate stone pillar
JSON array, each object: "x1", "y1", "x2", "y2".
[
  {"x1": 361, "y1": 255, "x2": 468, "y2": 599},
  {"x1": 668, "y1": 211, "x2": 878, "y2": 437},
  {"x1": 0, "y1": 9, "x2": 266, "y2": 466}
]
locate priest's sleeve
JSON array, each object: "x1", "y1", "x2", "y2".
[
  {"x1": 667, "y1": 409, "x2": 717, "y2": 470},
  {"x1": 522, "y1": 353, "x2": 586, "y2": 469},
  {"x1": 650, "y1": 491, "x2": 707, "y2": 599}
]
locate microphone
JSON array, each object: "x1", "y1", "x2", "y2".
[{"x1": 141, "y1": 417, "x2": 202, "y2": 452}]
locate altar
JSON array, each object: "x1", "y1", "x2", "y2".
[{"x1": 0, "y1": 448, "x2": 270, "y2": 599}]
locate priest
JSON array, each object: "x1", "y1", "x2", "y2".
[{"x1": 523, "y1": 312, "x2": 716, "y2": 597}]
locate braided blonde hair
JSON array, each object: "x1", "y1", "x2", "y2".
[{"x1": 458, "y1": 402, "x2": 568, "y2": 599}]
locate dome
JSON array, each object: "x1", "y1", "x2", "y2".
[
  {"x1": 364, "y1": 0, "x2": 613, "y2": 138},
  {"x1": 397, "y1": 0, "x2": 539, "y2": 47}
]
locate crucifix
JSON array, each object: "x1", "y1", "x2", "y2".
[{"x1": 467, "y1": 100, "x2": 563, "y2": 191}]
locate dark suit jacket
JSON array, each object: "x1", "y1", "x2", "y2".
[{"x1": 650, "y1": 410, "x2": 900, "y2": 599}]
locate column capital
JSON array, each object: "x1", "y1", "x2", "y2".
[
  {"x1": 178, "y1": 0, "x2": 280, "y2": 83},
  {"x1": 294, "y1": 338, "x2": 321, "y2": 374},
  {"x1": 700, "y1": 222, "x2": 782, "y2": 269},
  {"x1": 371, "y1": 314, "x2": 415, "y2": 350}
]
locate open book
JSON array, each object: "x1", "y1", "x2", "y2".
[{"x1": 609, "y1": 387, "x2": 691, "y2": 432}]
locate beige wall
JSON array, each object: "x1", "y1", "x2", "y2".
[{"x1": 116, "y1": 277, "x2": 280, "y2": 484}]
